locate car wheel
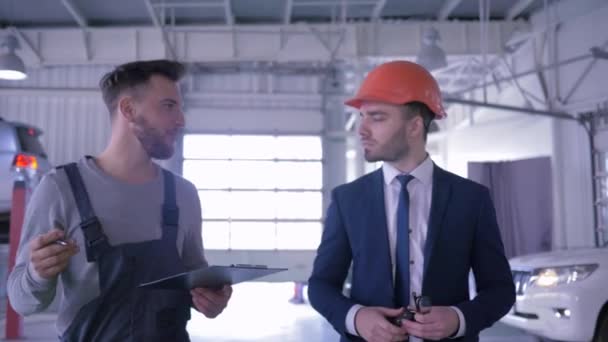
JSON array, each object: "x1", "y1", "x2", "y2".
[{"x1": 595, "y1": 310, "x2": 608, "y2": 342}]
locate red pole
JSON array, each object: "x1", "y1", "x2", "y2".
[{"x1": 6, "y1": 180, "x2": 26, "y2": 339}]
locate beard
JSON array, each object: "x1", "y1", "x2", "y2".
[
  {"x1": 131, "y1": 115, "x2": 176, "y2": 160},
  {"x1": 363, "y1": 127, "x2": 410, "y2": 163},
  {"x1": 364, "y1": 144, "x2": 410, "y2": 163}
]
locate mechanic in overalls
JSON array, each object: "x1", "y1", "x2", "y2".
[{"x1": 8, "y1": 59, "x2": 232, "y2": 341}]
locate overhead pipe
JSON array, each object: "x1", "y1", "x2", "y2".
[{"x1": 443, "y1": 97, "x2": 577, "y2": 121}]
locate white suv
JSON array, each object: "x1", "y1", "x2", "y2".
[
  {"x1": 501, "y1": 248, "x2": 608, "y2": 341},
  {"x1": 0, "y1": 117, "x2": 51, "y2": 242}
]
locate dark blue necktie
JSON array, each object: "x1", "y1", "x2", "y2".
[{"x1": 395, "y1": 174, "x2": 414, "y2": 308}]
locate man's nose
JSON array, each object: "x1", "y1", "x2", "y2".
[
  {"x1": 358, "y1": 118, "x2": 369, "y2": 138},
  {"x1": 176, "y1": 108, "x2": 185, "y2": 127}
]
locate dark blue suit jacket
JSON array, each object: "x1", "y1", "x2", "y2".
[{"x1": 308, "y1": 165, "x2": 515, "y2": 341}]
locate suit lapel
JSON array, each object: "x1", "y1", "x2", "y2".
[{"x1": 423, "y1": 165, "x2": 452, "y2": 284}]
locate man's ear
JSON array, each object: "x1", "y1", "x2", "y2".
[
  {"x1": 118, "y1": 96, "x2": 136, "y2": 123},
  {"x1": 408, "y1": 115, "x2": 424, "y2": 137}
]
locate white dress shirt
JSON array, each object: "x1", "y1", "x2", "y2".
[{"x1": 345, "y1": 157, "x2": 465, "y2": 340}]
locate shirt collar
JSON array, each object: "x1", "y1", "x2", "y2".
[{"x1": 382, "y1": 155, "x2": 434, "y2": 186}]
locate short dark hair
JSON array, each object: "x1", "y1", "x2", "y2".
[
  {"x1": 402, "y1": 101, "x2": 435, "y2": 140},
  {"x1": 99, "y1": 59, "x2": 186, "y2": 116}
]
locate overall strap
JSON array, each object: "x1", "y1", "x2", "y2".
[
  {"x1": 161, "y1": 169, "x2": 179, "y2": 229},
  {"x1": 60, "y1": 163, "x2": 110, "y2": 262}
]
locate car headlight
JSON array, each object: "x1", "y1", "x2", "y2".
[{"x1": 530, "y1": 264, "x2": 598, "y2": 288}]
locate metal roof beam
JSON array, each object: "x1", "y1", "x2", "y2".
[
  {"x1": 284, "y1": 0, "x2": 293, "y2": 25},
  {"x1": 224, "y1": 0, "x2": 235, "y2": 25},
  {"x1": 437, "y1": 0, "x2": 462, "y2": 20},
  {"x1": 60, "y1": 0, "x2": 88, "y2": 28},
  {"x1": 294, "y1": 1, "x2": 376, "y2": 7},
  {"x1": 371, "y1": 0, "x2": 387, "y2": 21},
  {"x1": 506, "y1": 0, "x2": 535, "y2": 20},
  {"x1": 144, "y1": 0, "x2": 161, "y2": 27},
  {"x1": 143, "y1": 0, "x2": 177, "y2": 60}
]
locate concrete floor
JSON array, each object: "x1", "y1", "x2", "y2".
[{"x1": 0, "y1": 282, "x2": 540, "y2": 341}]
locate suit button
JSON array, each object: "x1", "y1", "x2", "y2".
[
  {"x1": 409, "y1": 229, "x2": 412, "y2": 234},
  {"x1": 410, "y1": 260, "x2": 414, "y2": 265}
]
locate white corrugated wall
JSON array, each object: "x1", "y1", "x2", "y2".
[
  {"x1": 0, "y1": 95, "x2": 110, "y2": 166},
  {"x1": 0, "y1": 65, "x2": 113, "y2": 166},
  {"x1": 0, "y1": 65, "x2": 112, "y2": 89}
]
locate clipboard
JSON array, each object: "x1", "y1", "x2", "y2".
[{"x1": 138, "y1": 264, "x2": 288, "y2": 290}]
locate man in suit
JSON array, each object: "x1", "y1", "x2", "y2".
[{"x1": 308, "y1": 61, "x2": 515, "y2": 342}]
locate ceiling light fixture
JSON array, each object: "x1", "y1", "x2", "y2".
[
  {"x1": 0, "y1": 34, "x2": 27, "y2": 81},
  {"x1": 416, "y1": 27, "x2": 447, "y2": 71}
]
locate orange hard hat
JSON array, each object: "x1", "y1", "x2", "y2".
[{"x1": 345, "y1": 61, "x2": 447, "y2": 119}]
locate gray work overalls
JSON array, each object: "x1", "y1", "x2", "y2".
[{"x1": 59, "y1": 162, "x2": 191, "y2": 341}]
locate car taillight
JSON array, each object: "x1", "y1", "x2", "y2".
[{"x1": 13, "y1": 154, "x2": 38, "y2": 170}]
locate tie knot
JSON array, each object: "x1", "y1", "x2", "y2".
[{"x1": 396, "y1": 174, "x2": 414, "y2": 187}]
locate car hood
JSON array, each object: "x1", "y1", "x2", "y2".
[{"x1": 509, "y1": 247, "x2": 608, "y2": 269}]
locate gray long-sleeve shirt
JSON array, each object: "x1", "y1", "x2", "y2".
[{"x1": 7, "y1": 157, "x2": 207, "y2": 335}]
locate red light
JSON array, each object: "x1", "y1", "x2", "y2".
[
  {"x1": 28, "y1": 128, "x2": 35, "y2": 136},
  {"x1": 13, "y1": 154, "x2": 38, "y2": 170}
]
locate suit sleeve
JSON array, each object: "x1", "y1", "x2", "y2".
[
  {"x1": 307, "y1": 188, "x2": 358, "y2": 337},
  {"x1": 456, "y1": 188, "x2": 516, "y2": 338}
]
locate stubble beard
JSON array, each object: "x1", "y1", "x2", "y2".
[{"x1": 132, "y1": 116, "x2": 175, "y2": 160}]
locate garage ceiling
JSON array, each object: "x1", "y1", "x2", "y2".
[
  {"x1": 0, "y1": 0, "x2": 549, "y2": 28},
  {"x1": 0, "y1": 0, "x2": 559, "y2": 107}
]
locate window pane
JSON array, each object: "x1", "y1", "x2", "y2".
[
  {"x1": 276, "y1": 222, "x2": 322, "y2": 250},
  {"x1": 229, "y1": 135, "x2": 277, "y2": 160},
  {"x1": 203, "y1": 220, "x2": 322, "y2": 250},
  {"x1": 186, "y1": 160, "x2": 278, "y2": 190},
  {"x1": 230, "y1": 222, "x2": 276, "y2": 250},
  {"x1": 202, "y1": 221, "x2": 230, "y2": 250},
  {"x1": 184, "y1": 134, "x2": 322, "y2": 161},
  {"x1": 229, "y1": 161, "x2": 277, "y2": 189},
  {"x1": 199, "y1": 191, "x2": 231, "y2": 219},
  {"x1": 185, "y1": 160, "x2": 322, "y2": 190},
  {"x1": 183, "y1": 135, "x2": 231, "y2": 159},
  {"x1": 184, "y1": 160, "x2": 232, "y2": 189},
  {"x1": 200, "y1": 191, "x2": 321, "y2": 220},
  {"x1": 230, "y1": 191, "x2": 276, "y2": 219},
  {"x1": 276, "y1": 192, "x2": 322, "y2": 219},
  {"x1": 230, "y1": 161, "x2": 322, "y2": 189},
  {"x1": 275, "y1": 162, "x2": 322, "y2": 189},
  {"x1": 275, "y1": 136, "x2": 322, "y2": 160}
]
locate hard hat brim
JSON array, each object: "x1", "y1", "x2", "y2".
[
  {"x1": 344, "y1": 94, "x2": 402, "y2": 109},
  {"x1": 345, "y1": 95, "x2": 447, "y2": 119}
]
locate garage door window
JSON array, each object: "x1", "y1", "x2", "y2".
[{"x1": 183, "y1": 134, "x2": 322, "y2": 250}]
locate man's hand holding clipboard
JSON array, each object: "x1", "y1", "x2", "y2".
[
  {"x1": 191, "y1": 285, "x2": 233, "y2": 318},
  {"x1": 139, "y1": 264, "x2": 288, "y2": 318}
]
